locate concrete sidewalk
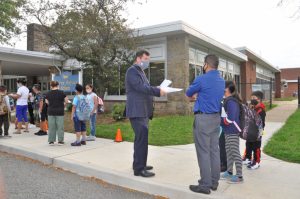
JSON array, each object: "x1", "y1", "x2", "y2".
[{"x1": 0, "y1": 101, "x2": 299, "y2": 199}]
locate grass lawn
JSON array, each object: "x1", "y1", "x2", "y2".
[
  {"x1": 264, "y1": 109, "x2": 300, "y2": 163},
  {"x1": 274, "y1": 97, "x2": 297, "y2": 101},
  {"x1": 95, "y1": 115, "x2": 194, "y2": 146}
]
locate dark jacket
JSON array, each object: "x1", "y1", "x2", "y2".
[
  {"x1": 221, "y1": 96, "x2": 241, "y2": 135},
  {"x1": 255, "y1": 103, "x2": 266, "y2": 129},
  {"x1": 125, "y1": 64, "x2": 160, "y2": 118}
]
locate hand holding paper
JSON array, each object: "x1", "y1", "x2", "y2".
[{"x1": 160, "y1": 79, "x2": 183, "y2": 93}]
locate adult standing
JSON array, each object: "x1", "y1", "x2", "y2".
[
  {"x1": 125, "y1": 50, "x2": 166, "y2": 178},
  {"x1": 85, "y1": 84, "x2": 98, "y2": 141},
  {"x1": 186, "y1": 54, "x2": 225, "y2": 194},
  {"x1": 9, "y1": 79, "x2": 29, "y2": 134},
  {"x1": 45, "y1": 81, "x2": 68, "y2": 146},
  {"x1": 28, "y1": 88, "x2": 35, "y2": 125}
]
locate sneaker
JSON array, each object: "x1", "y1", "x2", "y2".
[
  {"x1": 34, "y1": 130, "x2": 43, "y2": 135},
  {"x1": 58, "y1": 141, "x2": 65, "y2": 146},
  {"x1": 227, "y1": 175, "x2": 244, "y2": 184},
  {"x1": 81, "y1": 141, "x2": 86, "y2": 145},
  {"x1": 13, "y1": 131, "x2": 21, "y2": 134},
  {"x1": 248, "y1": 162, "x2": 260, "y2": 170},
  {"x1": 86, "y1": 136, "x2": 96, "y2": 141},
  {"x1": 37, "y1": 131, "x2": 48, "y2": 136},
  {"x1": 49, "y1": 142, "x2": 55, "y2": 146},
  {"x1": 242, "y1": 158, "x2": 251, "y2": 165},
  {"x1": 71, "y1": 141, "x2": 81, "y2": 146},
  {"x1": 220, "y1": 171, "x2": 233, "y2": 180}
]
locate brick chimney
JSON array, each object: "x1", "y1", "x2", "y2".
[{"x1": 27, "y1": 23, "x2": 49, "y2": 52}]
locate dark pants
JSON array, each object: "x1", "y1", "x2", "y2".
[
  {"x1": 0, "y1": 114, "x2": 9, "y2": 135},
  {"x1": 219, "y1": 131, "x2": 227, "y2": 172},
  {"x1": 245, "y1": 140, "x2": 262, "y2": 163},
  {"x1": 130, "y1": 117, "x2": 149, "y2": 172},
  {"x1": 28, "y1": 102, "x2": 35, "y2": 124}
]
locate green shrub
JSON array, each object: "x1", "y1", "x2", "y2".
[{"x1": 112, "y1": 103, "x2": 126, "y2": 121}]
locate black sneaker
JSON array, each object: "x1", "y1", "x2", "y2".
[
  {"x1": 37, "y1": 131, "x2": 48, "y2": 136},
  {"x1": 58, "y1": 142, "x2": 65, "y2": 146},
  {"x1": 81, "y1": 141, "x2": 86, "y2": 145},
  {"x1": 35, "y1": 130, "x2": 42, "y2": 135},
  {"x1": 189, "y1": 185, "x2": 211, "y2": 194},
  {"x1": 49, "y1": 142, "x2": 55, "y2": 146},
  {"x1": 71, "y1": 141, "x2": 81, "y2": 146}
]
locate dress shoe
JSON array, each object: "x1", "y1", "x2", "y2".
[
  {"x1": 134, "y1": 169, "x2": 155, "y2": 177},
  {"x1": 211, "y1": 184, "x2": 218, "y2": 191},
  {"x1": 145, "y1": 165, "x2": 153, "y2": 170},
  {"x1": 189, "y1": 185, "x2": 211, "y2": 194}
]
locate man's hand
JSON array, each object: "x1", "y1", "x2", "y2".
[
  {"x1": 160, "y1": 88, "x2": 167, "y2": 97},
  {"x1": 187, "y1": 93, "x2": 198, "y2": 102}
]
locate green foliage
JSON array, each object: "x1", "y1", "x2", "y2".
[
  {"x1": 264, "y1": 109, "x2": 300, "y2": 163},
  {"x1": 112, "y1": 103, "x2": 126, "y2": 121},
  {"x1": 0, "y1": 0, "x2": 25, "y2": 44},
  {"x1": 25, "y1": 0, "x2": 141, "y2": 95}
]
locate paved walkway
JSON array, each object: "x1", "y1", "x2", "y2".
[{"x1": 0, "y1": 101, "x2": 299, "y2": 199}]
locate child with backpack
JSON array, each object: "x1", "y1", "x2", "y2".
[
  {"x1": 0, "y1": 86, "x2": 11, "y2": 138},
  {"x1": 220, "y1": 81, "x2": 244, "y2": 184},
  {"x1": 243, "y1": 91, "x2": 266, "y2": 170},
  {"x1": 71, "y1": 84, "x2": 92, "y2": 146}
]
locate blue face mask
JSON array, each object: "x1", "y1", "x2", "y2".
[{"x1": 139, "y1": 60, "x2": 150, "y2": 70}]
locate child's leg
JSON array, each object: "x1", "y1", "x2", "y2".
[
  {"x1": 0, "y1": 115, "x2": 4, "y2": 135},
  {"x1": 230, "y1": 135, "x2": 243, "y2": 177},
  {"x1": 3, "y1": 114, "x2": 9, "y2": 135},
  {"x1": 81, "y1": 121, "x2": 87, "y2": 141},
  {"x1": 244, "y1": 141, "x2": 252, "y2": 160},
  {"x1": 225, "y1": 134, "x2": 234, "y2": 174},
  {"x1": 253, "y1": 140, "x2": 262, "y2": 164}
]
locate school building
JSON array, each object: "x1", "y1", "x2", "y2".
[
  {"x1": 104, "y1": 21, "x2": 281, "y2": 114},
  {"x1": 280, "y1": 68, "x2": 300, "y2": 97},
  {"x1": 0, "y1": 21, "x2": 282, "y2": 115}
]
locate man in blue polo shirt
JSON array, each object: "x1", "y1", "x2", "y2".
[{"x1": 186, "y1": 54, "x2": 225, "y2": 195}]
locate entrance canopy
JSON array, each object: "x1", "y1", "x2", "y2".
[{"x1": 0, "y1": 46, "x2": 65, "y2": 76}]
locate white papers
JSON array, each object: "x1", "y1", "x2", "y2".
[
  {"x1": 160, "y1": 79, "x2": 172, "y2": 88},
  {"x1": 221, "y1": 107, "x2": 228, "y2": 118},
  {"x1": 160, "y1": 79, "x2": 183, "y2": 93}
]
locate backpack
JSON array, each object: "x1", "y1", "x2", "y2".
[
  {"x1": 97, "y1": 96, "x2": 104, "y2": 114},
  {"x1": 0, "y1": 94, "x2": 8, "y2": 115},
  {"x1": 76, "y1": 95, "x2": 92, "y2": 121},
  {"x1": 224, "y1": 97, "x2": 263, "y2": 142}
]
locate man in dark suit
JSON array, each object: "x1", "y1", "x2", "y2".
[{"x1": 125, "y1": 50, "x2": 166, "y2": 177}]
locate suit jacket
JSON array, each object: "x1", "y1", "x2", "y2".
[{"x1": 125, "y1": 64, "x2": 161, "y2": 118}]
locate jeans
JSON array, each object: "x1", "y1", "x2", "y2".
[{"x1": 89, "y1": 113, "x2": 97, "y2": 136}]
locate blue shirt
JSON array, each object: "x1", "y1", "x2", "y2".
[
  {"x1": 186, "y1": 70, "x2": 225, "y2": 113},
  {"x1": 221, "y1": 97, "x2": 241, "y2": 134}
]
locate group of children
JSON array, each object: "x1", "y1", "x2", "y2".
[{"x1": 220, "y1": 80, "x2": 266, "y2": 184}]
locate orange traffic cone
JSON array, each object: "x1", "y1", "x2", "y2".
[{"x1": 115, "y1": 128, "x2": 123, "y2": 142}]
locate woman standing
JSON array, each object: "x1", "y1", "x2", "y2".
[
  {"x1": 45, "y1": 81, "x2": 68, "y2": 146},
  {"x1": 85, "y1": 84, "x2": 98, "y2": 141}
]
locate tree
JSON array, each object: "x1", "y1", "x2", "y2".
[
  {"x1": 24, "y1": 0, "x2": 142, "y2": 95},
  {"x1": 0, "y1": 0, "x2": 26, "y2": 44}
]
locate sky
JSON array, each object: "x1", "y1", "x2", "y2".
[{"x1": 5, "y1": 0, "x2": 300, "y2": 68}]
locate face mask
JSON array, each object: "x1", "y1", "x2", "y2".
[
  {"x1": 17, "y1": 83, "x2": 21, "y2": 88},
  {"x1": 251, "y1": 99, "x2": 259, "y2": 106},
  {"x1": 139, "y1": 60, "x2": 150, "y2": 70},
  {"x1": 202, "y1": 64, "x2": 207, "y2": 74}
]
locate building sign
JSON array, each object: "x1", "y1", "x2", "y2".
[
  {"x1": 54, "y1": 71, "x2": 79, "y2": 92},
  {"x1": 252, "y1": 84, "x2": 263, "y2": 92}
]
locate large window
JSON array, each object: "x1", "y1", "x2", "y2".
[
  {"x1": 189, "y1": 64, "x2": 202, "y2": 84},
  {"x1": 149, "y1": 62, "x2": 165, "y2": 86}
]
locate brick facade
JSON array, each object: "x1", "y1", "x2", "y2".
[
  {"x1": 281, "y1": 68, "x2": 300, "y2": 97},
  {"x1": 240, "y1": 59, "x2": 256, "y2": 102},
  {"x1": 27, "y1": 24, "x2": 49, "y2": 52}
]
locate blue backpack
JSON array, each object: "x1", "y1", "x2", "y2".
[{"x1": 76, "y1": 95, "x2": 92, "y2": 121}]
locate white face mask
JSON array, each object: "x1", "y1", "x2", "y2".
[
  {"x1": 86, "y1": 89, "x2": 92, "y2": 93},
  {"x1": 17, "y1": 83, "x2": 21, "y2": 88}
]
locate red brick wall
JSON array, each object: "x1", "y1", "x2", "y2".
[
  {"x1": 240, "y1": 59, "x2": 256, "y2": 102},
  {"x1": 283, "y1": 82, "x2": 298, "y2": 97},
  {"x1": 281, "y1": 68, "x2": 300, "y2": 80}
]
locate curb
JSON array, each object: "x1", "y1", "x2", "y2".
[{"x1": 0, "y1": 143, "x2": 223, "y2": 199}]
